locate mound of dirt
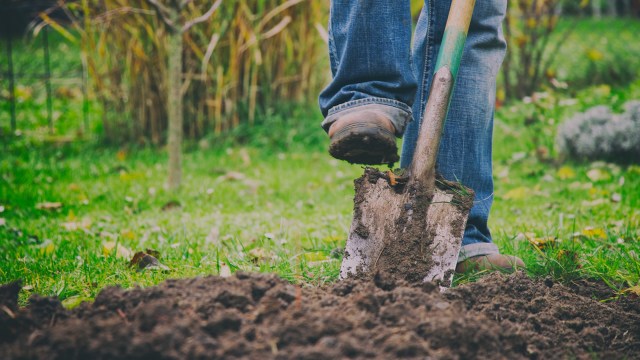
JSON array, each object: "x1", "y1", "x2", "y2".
[{"x1": 1, "y1": 272, "x2": 638, "y2": 359}]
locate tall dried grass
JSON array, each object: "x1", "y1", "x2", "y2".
[{"x1": 45, "y1": 0, "x2": 328, "y2": 143}]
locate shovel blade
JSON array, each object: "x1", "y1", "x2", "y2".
[{"x1": 340, "y1": 170, "x2": 472, "y2": 287}]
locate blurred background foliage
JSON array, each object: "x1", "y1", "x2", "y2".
[
  {"x1": 1, "y1": 0, "x2": 639, "y2": 146},
  {"x1": 47, "y1": 0, "x2": 328, "y2": 144}
]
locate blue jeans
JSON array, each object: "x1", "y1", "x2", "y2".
[{"x1": 319, "y1": 0, "x2": 507, "y2": 262}]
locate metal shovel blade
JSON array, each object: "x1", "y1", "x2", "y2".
[
  {"x1": 340, "y1": 169, "x2": 473, "y2": 286},
  {"x1": 339, "y1": 0, "x2": 477, "y2": 286}
]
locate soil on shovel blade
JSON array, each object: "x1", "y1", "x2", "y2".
[
  {"x1": 349, "y1": 168, "x2": 475, "y2": 284},
  {"x1": 1, "y1": 272, "x2": 639, "y2": 359}
]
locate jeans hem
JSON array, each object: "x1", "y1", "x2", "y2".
[
  {"x1": 322, "y1": 99, "x2": 413, "y2": 137},
  {"x1": 457, "y1": 243, "x2": 500, "y2": 263}
]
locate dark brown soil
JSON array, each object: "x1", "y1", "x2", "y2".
[{"x1": 1, "y1": 272, "x2": 639, "y2": 359}]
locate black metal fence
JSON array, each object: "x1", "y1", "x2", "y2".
[{"x1": 1, "y1": 26, "x2": 91, "y2": 137}]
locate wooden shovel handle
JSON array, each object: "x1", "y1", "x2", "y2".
[{"x1": 409, "y1": 0, "x2": 476, "y2": 190}]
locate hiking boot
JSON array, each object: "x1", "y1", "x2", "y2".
[
  {"x1": 455, "y1": 254, "x2": 525, "y2": 273},
  {"x1": 328, "y1": 109, "x2": 399, "y2": 165}
]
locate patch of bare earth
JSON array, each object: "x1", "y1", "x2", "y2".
[{"x1": 1, "y1": 272, "x2": 638, "y2": 359}]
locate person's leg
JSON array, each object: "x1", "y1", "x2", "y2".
[
  {"x1": 401, "y1": 0, "x2": 516, "y2": 265},
  {"x1": 319, "y1": 1, "x2": 416, "y2": 164}
]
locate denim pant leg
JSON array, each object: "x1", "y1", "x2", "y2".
[
  {"x1": 318, "y1": 1, "x2": 417, "y2": 136},
  {"x1": 400, "y1": 0, "x2": 508, "y2": 262}
]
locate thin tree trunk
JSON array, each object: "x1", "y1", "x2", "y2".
[
  {"x1": 102, "y1": 98, "x2": 111, "y2": 142},
  {"x1": 608, "y1": 0, "x2": 618, "y2": 16},
  {"x1": 167, "y1": 30, "x2": 183, "y2": 190},
  {"x1": 593, "y1": 0, "x2": 602, "y2": 18}
]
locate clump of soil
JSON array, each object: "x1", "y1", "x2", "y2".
[{"x1": 1, "y1": 272, "x2": 638, "y2": 359}]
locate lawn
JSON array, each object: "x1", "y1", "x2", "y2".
[
  {"x1": 1, "y1": 17, "x2": 640, "y2": 307},
  {"x1": 2, "y1": 79, "x2": 640, "y2": 307}
]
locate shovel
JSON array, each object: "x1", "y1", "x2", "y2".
[{"x1": 340, "y1": 0, "x2": 477, "y2": 287}]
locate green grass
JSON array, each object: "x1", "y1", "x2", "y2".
[
  {"x1": 1, "y1": 17, "x2": 640, "y2": 305},
  {"x1": 551, "y1": 18, "x2": 640, "y2": 89},
  {"x1": 2, "y1": 80, "x2": 640, "y2": 306},
  {"x1": 1, "y1": 142, "x2": 356, "y2": 304}
]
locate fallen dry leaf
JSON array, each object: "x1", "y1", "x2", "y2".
[
  {"x1": 541, "y1": 174, "x2": 554, "y2": 182},
  {"x1": 38, "y1": 240, "x2": 55, "y2": 255},
  {"x1": 581, "y1": 199, "x2": 607, "y2": 207},
  {"x1": 387, "y1": 171, "x2": 397, "y2": 186},
  {"x1": 586, "y1": 168, "x2": 611, "y2": 182},
  {"x1": 218, "y1": 171, "x2": 246, "y2": 182},
  {"x1": 588, "y1": 187, "x2": 608, "y2": 197},
  {"x1": 502, "y1": 187, "x2": 528, "y2": 200},
  {"x1": 103, "y1": 241, "x2": 133, "y2": 259},
  {"x1": 528, "y1": 236, "x2": 557, "y2": 250},
  {"x1": 582, "y1": 227, "x2": 607, "y2": 239},
  {"x1": 161, "y1": 200, "x2": 181, "y2": 211},
  {"x1": 556, "y1": 166, "x2": 576, "y2": 180},
  {"x1": 61, "y1": 222, "x2": 79, "y2": 231},
  {"x1": 511, "y1": 152, "x2": 526, "y2": 161},
  {"x1": 36, "y1": 202, "x2": 62, "y2": 211},
  {"x1": 120, "y1": 229, "x2": 136, "y2": 240},
  {"x1": 516, "y1": 232, "x2": 557, "y2": 250},
  {"x1": 116, "y1": 149, "x2": 127, "y2": 161},
  {"x1": 205, "y1": 227, "x2": 220, "y2": 246},
  {"x1": 569, "y1": 181, "x2": 592, "y2": 190},
  {"x1": 61, "y1": 217, "x2": 92, "y2": 231},
  {"x1": 129, "y1": 250, "x2": 169, "y2": 272},
  {"x1": 239, "y1": 148, "x2": 251, "y2": 166}
]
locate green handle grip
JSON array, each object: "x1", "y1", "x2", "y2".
[
  {"x1": 409, "y1": 0, "x2": 477, "y2": 188},
  {"x1": 434, "y1": 0, "x2": 476, "y2": 80}
]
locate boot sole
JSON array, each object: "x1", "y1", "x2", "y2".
[{"x1": 329, "y1": 123, "x2": 399, "y2": 165}]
